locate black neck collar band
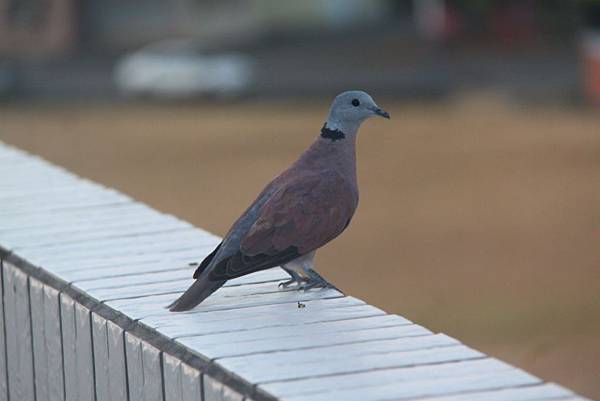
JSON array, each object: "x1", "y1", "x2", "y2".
[{"x1": 320, "y1": 123, "x2": 345, "y2": 142}]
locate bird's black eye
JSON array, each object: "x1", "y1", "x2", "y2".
[{"x1": 351, "y1": 98, "x2": 360, "y2": 107}]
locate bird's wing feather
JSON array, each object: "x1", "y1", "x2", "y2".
[
  {"x1": 207, "y1": 171, "x2": 357, "y2": 281},
  {"x1": 191, "y1": 180, "x2": 281, "y2": 279}
]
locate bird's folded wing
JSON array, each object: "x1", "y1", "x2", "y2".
[{"x1": 207, "y1": 172, "x2": 356, "y2": 281}]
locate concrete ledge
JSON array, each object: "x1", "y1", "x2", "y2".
[{"x1": 0, "y1": 141, "x2": 592, "y2": 401}]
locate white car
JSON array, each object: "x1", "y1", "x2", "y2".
[{"x1": 114, "y1": 40, "x2": 254, "y2": 99}]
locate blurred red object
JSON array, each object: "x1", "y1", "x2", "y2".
[
  {"x1": 582, "y1": 31, "x2": 600, "y2": 105},
  {"x1": 491, "y1": 1, "x2": 538, "y2": 47}
]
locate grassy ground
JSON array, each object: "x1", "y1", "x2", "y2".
[{"x1": 1, "y1": 94, "x2": 599, "y2": 398}]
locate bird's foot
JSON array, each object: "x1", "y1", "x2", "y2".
[
  {"x1": 299, "y1": 270, "x2": 336, "y2": 291},
  {"x1": 301, "y1": 280, "x2": 334, "y2": 291},
  {"x1": 278, "y1": 278, "x2": 303, "y2": 289}
]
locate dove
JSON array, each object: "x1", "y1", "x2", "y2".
[{"x1": 168, "y1": 90, "x2": 389, "y2": 311}]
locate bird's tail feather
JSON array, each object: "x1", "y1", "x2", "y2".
[{"x1": 167, "y1": 275, "x2": 226, "y2": 312}]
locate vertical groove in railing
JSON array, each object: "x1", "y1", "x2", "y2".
[
  {"x1": 76, "y1": 303, "x2": 96, "y2": 401},
  {"x1": 62, "y1": 293, "x2": 96, "y2": 401},
  {"x1": 60, "y1": 293, "x2": 77, "y2": 401},
  {"x1": 91, "y1": 313, "x2": 110, "y2": 401},
  {"x1": 56, "y1": 286, "x2": 67, "y2": 401},
  {"x1": 107, "y1": 321, "x2": 129, "y2": 401},
  {"x1": 3, "y1": 262, "x2": 36, "y2": 401},
  {"x1": 0, "y1": 259, "x2": 8, "y2": 401},
  {"x1": 159, "y1": 351, "x2": 169, "y2": 401},
  {"x1": 29, "y1": 277, "x2": 64, "y2": 401},
  {"x1": 4, "y1": 264, "x2": 35, "y2": 400},
  {"x1": 126, "y1": 333, "x2": 167, "y2": 401},
  {"x1": 125, "y1": 333, "x2": 143, "y2": 401},
  {"x1": 30, "y1": 277, "x2": 49, "y2": 401},
  {"x1": 162, "y1": 353, "x2": 204, "y2": 401},
  {"x1": 142, "y1": 342, "x2": 165, "y2": 401},
  {"x1": 92, "y1": 313, "x2": 130, "y2": 401},
  {"x1": 44, "y1": 285, "x2": 65, "y2": 401},
  {"x1": 163, "y1": 353, "x2": 183, "y2": 401},
  {"x1": 27, "y1": 272, "x2": 38, "y2": 401}
]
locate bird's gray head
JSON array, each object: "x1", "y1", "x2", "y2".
[{"x1": 323, "y1": 91, "x2": 389, "y2": 140}]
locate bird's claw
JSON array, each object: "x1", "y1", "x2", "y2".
[
  {"x1": 278, "y1": 278, "x2": 302, "y2": 289},
  {"x1": 279, "y1": 270, "x2": 337, "y2": 292},
  {"x1": 300, "y1": 280, "x2": 333, "y2": 291}
]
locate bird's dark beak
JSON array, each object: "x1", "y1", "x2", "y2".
[{"x1": 374, "y1": 107, "x2": 390, "y2": 119}]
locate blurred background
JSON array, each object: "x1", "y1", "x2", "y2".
[{"x1": 1, "y1": 0, "x2": 599, "y2": 398}]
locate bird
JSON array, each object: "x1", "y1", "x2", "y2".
[{"x1": 168, "y1": 90, "x2": 389, "y2": 311}]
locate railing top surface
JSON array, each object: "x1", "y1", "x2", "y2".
[{"x1": 0, "y1": 141, "x2": 591, "y2": 401}]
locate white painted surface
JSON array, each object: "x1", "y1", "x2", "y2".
[
  {"x1": 413, "y1": 382, "x2": 576, "y2": 401},
  {"x1": 259, "y1": 358, "x2": 513, "y2": 398},
  {"x1": 221, "y1": 333, "x2": 459, "y2": 373},
  {"x1": 152, "y1": 303, "x2": 385, "y2": 338},
  {"x1": 180, "y1": 324, "x2": 432, "y2": 360},
  {"x1": 282, "y1": 369, "x2": 541, "y2": 401}
]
